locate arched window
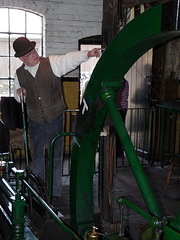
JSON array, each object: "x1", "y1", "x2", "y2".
[{"x1": 0, "y1": 7, "x2": 44, "y2": 97}]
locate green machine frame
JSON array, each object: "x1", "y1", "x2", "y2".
[{"x1": 70, "y1": 0, "x2": 180, "y2": 238}]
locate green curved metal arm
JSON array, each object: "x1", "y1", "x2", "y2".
[{"x1": 70, "y1": 0, "x2": 180, "y2": 237}]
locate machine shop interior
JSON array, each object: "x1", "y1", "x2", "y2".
[{"x1": 0, "y1": 0, "x2": 180, "y2": 240}]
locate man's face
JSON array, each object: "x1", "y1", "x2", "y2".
[{"x1": 19, "y1": 49, "x2": 40, "y2": 67}]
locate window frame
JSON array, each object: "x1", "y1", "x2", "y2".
[{"x1": 0, "y1": 7, "x2": 44, "y2": 97}]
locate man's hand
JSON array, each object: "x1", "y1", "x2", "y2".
[
  {"x1": 17, "y1": 87, "x2": 27, "y2": 97},
  {"x1": 88, "y1": 48, "x2": 101, "y2": 58}
]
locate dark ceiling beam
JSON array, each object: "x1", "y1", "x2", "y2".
[
  {"x1": 121, "y1": 0, "x2": 169, "y2": 7},
  {"x1": 102, "y1": 0, "x2": 170, "y2": 47}
]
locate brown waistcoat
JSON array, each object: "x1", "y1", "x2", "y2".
[{"x1": 17, "y1": 57, "x2": 66, "y2": 123}]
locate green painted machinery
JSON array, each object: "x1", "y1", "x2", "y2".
[
  {"x1": 1, "y1": 1, "x2": 180, "y2": 239},
  {"x1": 70, "y1": 0, "x2": 180, "y2": 239}
]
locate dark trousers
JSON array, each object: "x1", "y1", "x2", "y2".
[{"x1": 29, "y1": 113, "x2": 64, "y2": 197}]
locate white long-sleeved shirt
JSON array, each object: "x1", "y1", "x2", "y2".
[{"x1": 13, "y1": 50, "x2": 89, "y2": 102}]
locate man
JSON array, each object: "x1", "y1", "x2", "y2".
[{"x1": 13, "y1": 37, "x2": 101, "y2": 203}]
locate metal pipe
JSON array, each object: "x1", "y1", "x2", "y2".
[
  {"x1": 100, "y1": 88, "x2": 162, "y2": 217},
  {"x1": 0, "y1": 152, "x2": 11, "y2": 161},
  {"x1": 116, "y1": 197, "x2": 180, "y2": 240},
  {"x1": 15, "y1": 170, "x2": 24, "y2": 192},
  {"x1": 20, "y1": 92, "x2": 30, "y2": 171},
  {"x1": 0, "y1": 177, "x2": 15, "y2": 199},
  {"x1": 116, "y1": 197, "x2": 155, "y2": 223},
  {"x1": 23, "y1": 179, "x2": 82, "y2": 240},
  {"x1": 48, "y1": 132, "x2": 75, "y2": 201},
  {"x1": 117, "y1": 197, "x2": 125, "y2": 237}
]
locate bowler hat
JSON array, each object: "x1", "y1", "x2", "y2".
[{"x1": 13, "y1": 37, "x2": 36, "y2": 57}]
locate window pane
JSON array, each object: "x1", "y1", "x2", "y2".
[
  {"x1": 0, "y1": 80, "x2": 10, "y2": 96},
  {"x1": 0, "y1": 57, "x2": 9, "y2": 77},
  {"x1": 0, "y1": 7, "x2": 43, "y2": 98},
  {"x1": 27, "y1": 34, "x2": 42, "y2": 56},
  {"x1": 27, "y1": 12, "x2": 42, "y2": 34},
  {"x1": 10, "y1": 80, "x2": 14, "y2": 96},
  {"x1": 0, "y1": 8, "x2": 8, "y2": 32},
  {"x1": 10, "y1": 9, "x2": 25, "y2": 33},
  {"x1": 11, "y1": 57, "x2": 22, "y2": 78},
  {"x1": 0, "y1": 34, "x2": 9, "y2": 56}
]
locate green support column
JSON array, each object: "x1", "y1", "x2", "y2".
[
  {"x1": 100, "y1": 88, "x2": 162, "y2": 217},
  {"x1": 11, "y1": 193, "x2": 26, "y2": 240},
  {"x1": 11, "y1": 170, "x2": 26, "y2": 240}
]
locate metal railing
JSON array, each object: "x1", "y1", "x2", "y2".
[
  {"x1": 126, "y1": 107, "x2": 152, "y2": 165},
  {"x1": 63, "y1": 107, "x2": 153, "y2": 175},
  {"x1": 62, "y1": 106, "x2": 178, "y2": 175},
  {"x1": 1, "y1": 106, "x2": 176, "y2": 176}
]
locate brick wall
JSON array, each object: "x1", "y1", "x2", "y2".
[{"x1": 0, "y1": 0, "x2": 102, "y2": 57}]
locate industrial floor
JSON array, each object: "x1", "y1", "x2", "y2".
[
  {"x1": 24, "y1": 156, "x2": 179, "y2": 240},
  {"x1": 2, "y1": 145, "x2": 179, "y2": 240}
]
